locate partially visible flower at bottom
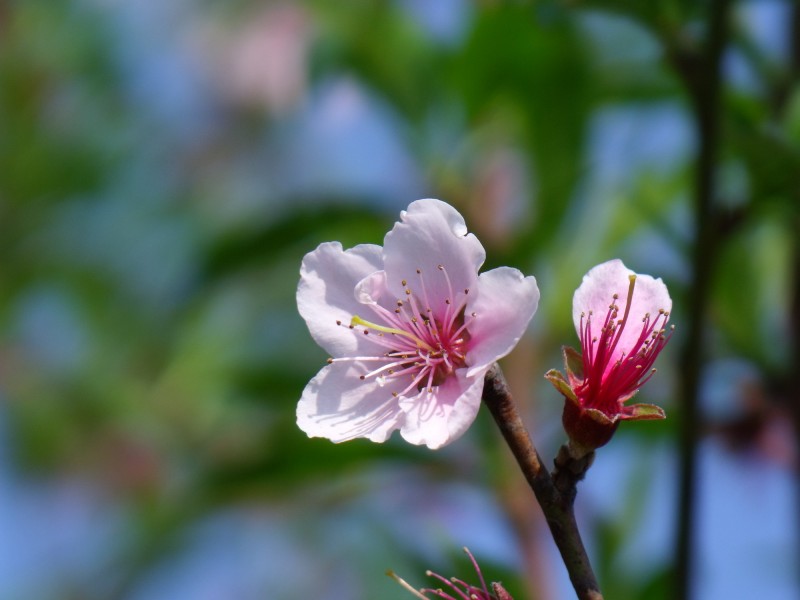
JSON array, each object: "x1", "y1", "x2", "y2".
[
  {"x1": 546, "y1": 259, "x2": 674, "y2": 453},
  {"x1": 388, "y1": 547, "x2": 513, "y2": 600}
]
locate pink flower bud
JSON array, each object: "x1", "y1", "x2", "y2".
[{"x1": 546, "y1": 259, "x2": 672, "y2": 452}]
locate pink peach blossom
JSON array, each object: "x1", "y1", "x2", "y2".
[
  {"x1": 297, "y1": 199, "x2": 539, "y2": 449},
  {"x1": 546, "y1": 259, "x2": 673, "y2": 451}
]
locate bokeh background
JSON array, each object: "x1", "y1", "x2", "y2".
[{"x1": 1, "y1": 0, "x2": 798, "y2": 598}]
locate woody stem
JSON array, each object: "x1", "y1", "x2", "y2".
[{"x1": 482, "y1": 364, "x2": 603, "y2": 600}]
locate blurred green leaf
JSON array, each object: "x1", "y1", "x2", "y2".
[{"x1": 201, "y1": 202, "x2": 390, "y2": 280}]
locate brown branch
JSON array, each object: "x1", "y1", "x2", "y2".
[{"x1": 482, "y1": 364, "x2": 602, "y2": 600}]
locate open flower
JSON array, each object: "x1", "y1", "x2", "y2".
[
  {"x1": 297, "y1": 199, "x2": 539, "y2": 449},
  {"x1": 546, "y1": 259, "x2": 673, "y2": 452}
]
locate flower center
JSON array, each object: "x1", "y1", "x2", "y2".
[
  {"x1": 576, "y1": 275, "x2": 673, "y2": 415},
  {"x1": 330, "y1": 264, "x2": 475, "y2": 398}
]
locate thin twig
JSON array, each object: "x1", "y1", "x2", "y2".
[{"x1": 482, "y1": 364, "x2": 603, "y2": 600}]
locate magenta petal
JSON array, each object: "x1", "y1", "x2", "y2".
[
  {"x1": 297, "y1": 242, "x2": 383, "y2": 357},
  {"x1": 297, "y1": 362, "x2": 407, "y2": 443},
  {"x1": 398, "y1": 370, "x2": 484, "y2": 449},
  {"x1": 383, "y1": 199, "x2": 485, "y2": 309},
  {"x1": 465, "y1": 267, "x2": 539, "y2": 377}
]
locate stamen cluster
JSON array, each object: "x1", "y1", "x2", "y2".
[
  {"x1": 330, "y1": 264, "x2": 474, "y2": 399},
  {"x1": 575, "y1": 275, "x2": 673, "y2": 416}
]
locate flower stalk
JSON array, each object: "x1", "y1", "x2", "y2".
[{"x1": 482, "y1": 364, "x2": 603, "y2": 600}]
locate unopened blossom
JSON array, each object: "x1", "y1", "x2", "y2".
[
  {"x1": 546, "y1": 259, "x2": 673, "y2": 452},
  {"x1": 389, "y1": 547, "x2": 514, "y2": 600},
  {"x1": 297, "y1": 199, "x2": 539, "y2": 449}
]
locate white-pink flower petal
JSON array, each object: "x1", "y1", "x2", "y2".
[
  {"x1": 398, "y1": 371, "x2": 484, "y2": 449},
  {"x1": 297, "y1": 242, "x2": 383, "y2": 358},
  {"x1": 572, "y1": 259, "x2": 672, "y2": 365},
  {"x1": 297, "y1": 362, "x2": 407, "y2": 443},
  {"x1": 465, "y1": 267, "x2": 540, "y2": 378},
  {"x1": 383, "y1": 199, "x2": 485, "y2": 309}
]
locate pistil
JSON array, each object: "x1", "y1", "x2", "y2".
[{"x1": 350, "y1": 315, "x2": 433, "y2": 351}]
